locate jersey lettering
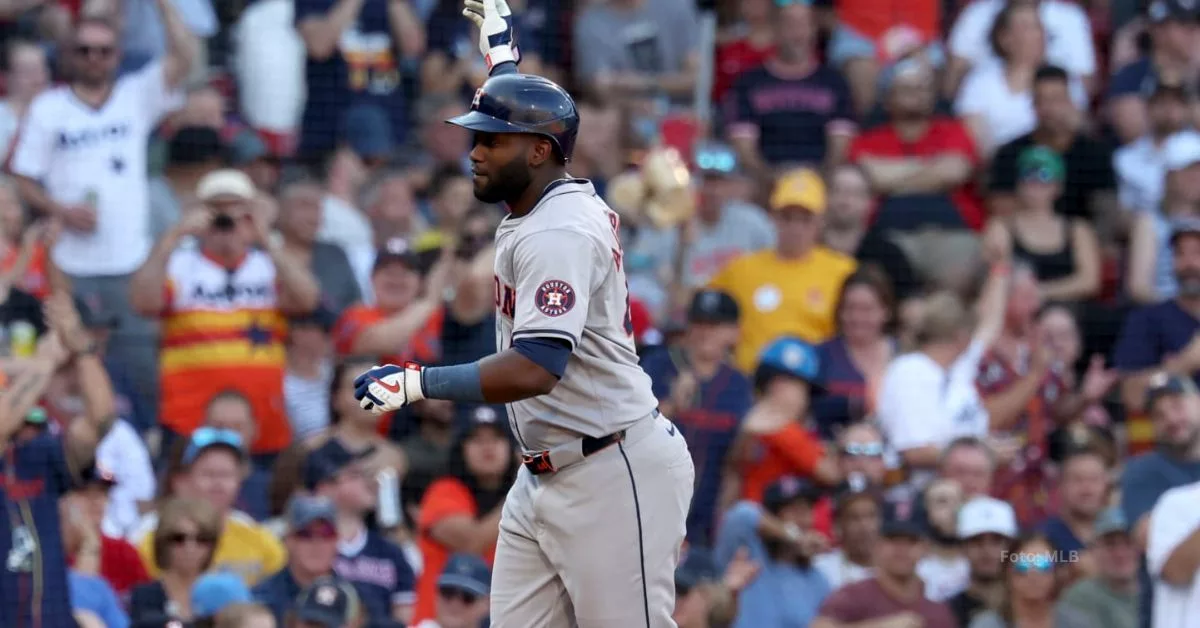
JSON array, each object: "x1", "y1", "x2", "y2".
[
  {"x1": 606, "y1": 212, "x2": 634, "y2": 336},
  {"x1": 493, "y1": 276, "x2": 516, "y2": 319}
]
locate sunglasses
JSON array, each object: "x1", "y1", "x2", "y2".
[
  {"x1": 1013, "y1": 555, "x2": 1054, "y2": 574},
  {"x1": 438, "y1": 587, "x2": 478, "y2": 604},
  {"x1": 190, "y1": 427, "x2": 244, "y2": 451},
  {"x1": 294, "y1": 524, "x2": 337, "y2": 541},
  {"x1": 843, "y1": 442, "x2": 884, "y2": 457},
  {"x1": 167, "y1": 532, "x2": 217, "y2": 546},
  {"x1": 696, "y1": 150, "x2": 736, "y2": 174},
  {"x1": 774, "y1": 0, "x2": 812, "y2": 6},
  {"x1": 75, "y1": 44, "x2": 115, "y2": 58}
]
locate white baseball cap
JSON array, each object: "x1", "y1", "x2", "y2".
[
  {"x1": 196, "y1": 169, "x2": 256, "y2": 202},
  {"x1": 957, "y1": 496, "x2": 1018, "y2": 540},
  {"x1": 1163, "y1": 131, "x2": 1200, "y2": 172}
]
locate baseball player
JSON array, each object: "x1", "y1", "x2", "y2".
[{"x1": 351, "y1": 0, "x2": 695, "y2": 626}]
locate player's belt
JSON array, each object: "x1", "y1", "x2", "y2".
[{"x1": 521, "y1": 410, "x2": 661, "y2": 475}]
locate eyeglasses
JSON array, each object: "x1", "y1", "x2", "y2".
[
  {"x1": 843, "y1": 442, "x2": 884, "y2": 457},
  {"x1": 167, "y1": 532, "x2": 217, "y2": 546},
  {"x1": 75, "y1": 44, "x2": 114, "y2": 58},
  {"x1": 438, "y1": 587, "x2": 479, "y2": 604},
  {"x1": 696, "y1": 150, "x2": 736, "y2": 174},
  {"x1": 1013, "y1": 555, "x2": 1054, "y2": 574}
]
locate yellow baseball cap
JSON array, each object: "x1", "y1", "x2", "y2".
[{"x1": 769, "y1": 168, "x2": 826, "y2": 214}]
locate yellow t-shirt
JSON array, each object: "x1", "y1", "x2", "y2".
[
  {"x1": 709, "y1": 247, "x2": 857, "y2": 373},
  {"x1": 138, "y1": 512, "x2": 286, "y2": 586}
]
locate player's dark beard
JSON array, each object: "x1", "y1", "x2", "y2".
[{"x1": 475, "y1": 153, "x2": 534, "y2": 205}]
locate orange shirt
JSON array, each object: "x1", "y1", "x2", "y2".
[
  {"x1": 158, "y1": 249, "x2": 290, "y2": 453},
  {"x1": 738, "y1": 424, "x2": 833, "y2": 540},
  {"x1": 2, "y1": 243, "x2": 50, "y2": 300},
  {"x1": 333, "y1": 303, "x2": 444, "y2": 365},
  {"x1": 412, "y1": 477, "x2": 497, "y2": 623}
]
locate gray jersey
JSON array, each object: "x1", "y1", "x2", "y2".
[{"x1": 493, "y1": 179, "x2": 657, "y2": 452}]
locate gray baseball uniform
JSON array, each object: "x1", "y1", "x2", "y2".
[{"x1": 489, "y1": 179, "x2": 695, "y2": 628}]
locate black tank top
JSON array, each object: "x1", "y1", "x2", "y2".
[{"x1": 1011, "y1": 219, "x2": 1076, "y2": 282}]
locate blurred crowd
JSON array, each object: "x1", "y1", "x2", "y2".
[{"x1": 0, "y1": 0, "x2": 1200, "y2": 626}]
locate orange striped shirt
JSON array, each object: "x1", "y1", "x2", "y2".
[{"x1": 159, "y1": 248, "x2": 290, "y2": 453}]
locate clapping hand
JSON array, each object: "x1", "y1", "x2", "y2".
[
  {"x1": 462, "y1": 0, "x2": 519, "y2": 70},
  {"x1": 1080, "y1": 354, "x2": 1119, "y2": 403}
]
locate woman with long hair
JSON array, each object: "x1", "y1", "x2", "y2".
[
  {"x1": 410, "y1": 408, "x2": 518, "y2": 624},
  {"x1": 955, "y1": 3, "x2": 1087, "y2": 155},
  {"x1": 968, "y1": 533, "x2": 1091, "y2": 628},
  {"x1": 813, "y1": 267, "x2": 897, "y2": 438},
  {"x1": 319, "y1": 357, "x2": 408, "y2": 484},
  {"x1": 128, "y1": 498, "x2": 223, "y2": 623}
]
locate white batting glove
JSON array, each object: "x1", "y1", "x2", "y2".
[
  {"x1": 463, "y1": 0, "x2": 520, "y2": 71},
  {"x1": 353, "y1": 363, "x2": 426, "y2": 414}
]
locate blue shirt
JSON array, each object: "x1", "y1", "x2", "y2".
[
  {"x1": 642, "y1": 350, "x2": 752, "y2": 547},
  {"x1": 0, "y1": 434, "x2": 76, "y2": 628},
  {"x1": 334, "y1": 530, "x2": 416, "y2": 623},
  {"x1": 812, "y1": 336, "x2": 891, "y2": 439},
  {"x1": 1112, "y1": 300, "x2": 1200, "y2": 385},
  {"x1": 714, "y1": 502, "x2": 831, "y2": 628},
  {"x1": 70, "y1": 571, "x2": 129, "y2": 628},
  {"x1": 294, "y1": 0, "x2": 408, "y2": 158},
  {"x1": 1120, "y1": 451, "x2": 1200, "y2": 628}
]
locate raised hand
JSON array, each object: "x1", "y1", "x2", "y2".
[{"x1": 462, "y1": 0, "x2": 519, "y2": 70}]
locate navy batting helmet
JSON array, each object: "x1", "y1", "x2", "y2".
[{"x1": 446, "y1": 73, "x2": 580, "y2": 162}]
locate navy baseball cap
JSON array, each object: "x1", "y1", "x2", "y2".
[
  {"x1": 287, "y1": 495, "x2": 337, "y2": 531},
  {"x1": 182, "y1": 427, "x2": 246, "y2": 466},
  {"x1": 303, "y1": 441, "x2": 373, "y2": 490},
  {"x1": 372, "y1": 238, "x2": 422, "y2": 274},
  {"x1": 762, "y1": 476, "x2": 821, "y2": 513},
  {"x1": 341, "y1": 104, "x2": 395, "y2": 161},
  {"x1": 687, "y1": 289, "x2": 739, "y2": 325},
  {"x1": 880, "y1": 512, "x2": 925, "y2": 539},
  {"x1": 1145, "y1": 372, "x2": 1199, "y2": 410},
  {"x1": 191, "y1": 572, "x2": 252, "y2": 618},
  {"x1": 438, "y1": 553, "x2": 491, "y2": 596},
  {"x1": 293, "y1": 577, "x2": 359, "y2": 627}
]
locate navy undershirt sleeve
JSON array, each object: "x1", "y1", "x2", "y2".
[{"x1": 513, "y1": 337, "x2": 572, "y2": 378}]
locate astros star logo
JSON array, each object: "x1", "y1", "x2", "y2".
[{"x1": 535, "y1": 279, "x2": 575, "y2": 317}]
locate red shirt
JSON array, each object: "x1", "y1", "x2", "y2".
[
  {"x1": 848, "y1": 117, "x2": 986, "y2": 231},
  {"x1": 835, "y1": 0, "x2": 940, "y2": 63},
  {"x1": 713, "y1": 39, "x2": 775, "y2": 102},
  {"x1": 738, "y1": 423, "x2": 833, "y2": 540},
  {"x1": 67, "y1": 535, "x2": 151, "y2": 599}
]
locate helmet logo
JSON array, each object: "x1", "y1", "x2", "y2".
[{"x1": 472, "y1": 88, "x2": 484, "y2": 109}]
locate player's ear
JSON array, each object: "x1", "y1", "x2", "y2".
[{"x1": 528, "y1": 137, "x2": 554, "y2": 168}]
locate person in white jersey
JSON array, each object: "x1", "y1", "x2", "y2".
[
  {"x1": 10, "y1": 1, "x2": 197, "y2": 414},
  {"x1": 352, "y1": 1, "x2": 694, "y2": 626}
]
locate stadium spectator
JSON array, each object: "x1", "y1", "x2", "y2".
[
  {"x1": 228, "y1": 129, "x2": 280, "y2": 194},
  {"x1": 1114, "y1": 79, "x2": 1197, "y2": 218},
  {"x1": 712, "y1": 0, "x2": 773, "y2": 103},
  {"x1": 572, "y1": 0, "x2": 699, "y2": 107},
  {"x1": 709, "y1": 168, "x2": 856, "y2": 372},
  {"x1": 714, "y1": 477, "x2": 832, "y2": 628},
  {"x1": 422, "y1": 165, "x2": 477, "y2": 237},
  {"x1": 835, "y1": 423, "x2": 889, "y2": 492},
  {"x1": 819, "y1": 164, "x2": 919, "y2": 302},
  {"x1": 198, "y1": 390, "x2": 273, "y2": 519},
  {"x1": 0, "y1": 39, "x2": 50, "y2": 164},
  {"x1": 411, "y1": 408, "x2": 514, "y2": 623},
  {"x1": 11, "y1": 3, "x2": 196, "y2": 399},
  {"x1": 969, "y1": 533, "x2": 1092, "y2": 628},
  {"x1": 1107, "y1": 0, "x2": 1199, "y2": 144},
  {"x1": 128, "y1": 498, "x2": 221, "y2": 623},
  {"x1": 736, "y1": 337, "x2": 839, "y2": 510},
  {"x1": 812, "y1": 269, "x2": 896, "y2": 437},
  {"x1": 149, "y1": 126, "x2": 225, "y2": 242},
  {"x1": 254, "y1": 496, "x2": 342, "y2": 624},
  {"x1": 946, "y1": 0, "x2": 1095, "y2": 96},
  {"x1": 876, "y1": 264, "x2": 1007, "y2": 500},
  {"x1": 306, "y1": 442, "x2": 416, "y2": 625},
  {"x1": 984, "y1": 148, "x2": 1102, "y2": 304},
  {"x1": 213, "y1": 602, "x2": 277, "y2": 628},
  {"x1": 644, "y1": 289, "x2": 750, "y2": 547},
  {"x1": 1037, "y1": 449, "x2": 1111, "y2": 571},
  {"x1": 69, "y1": 556, "x2": 131, "y2": 628},
  {"x1": 939, "y1": 437, "x2": 997, "y2": 500},
  {"x1": 412, "y1": 553, "x2": 491, "y2": 628},
  {"x1": 284, "y1": 308, "x2": 337, "y2": 442},
  {"x1": 398, "y1": 399, "x2": 455, "y2": 516},
  {"x1": 0, "y1": 178, "x2": 60, "y2": 301},
  {"x1": 293, "y1": 0, "x2": 424, "y2": 159},
  {"x1": 1146, "y1": 474, "x2": 1200, "y2": 628},
  {"x1": 63, "y1": 463, "x2": 152, "y2": 598},
  {"x1": 1057, "y1": 507, "x2": 1140, "y2": 628},
  {"x1": 312, "y1": 358, "x2": 408, "y2": 479},
  {"x1": 317, "y1": 147, "x2": 375, "y2": 293},
  {"x1": 191, "y1": 572, "x2": 254, "y2": 625},
  {"x1": 851, "y1": 57, "x2": 983, "y2": 232},
  {"x1": 987, "y1": 66, "x2": 1117, "y2": 229},
  {"x1": 1127, "y1": 137, "x2": 1200, "y2": 305},
  {"x1": 812, "y1": 513, "x2": 955, "y2": 628},
  {"x1": 276, "y1": 176, "x2": 362, "y2": 315},
  {"x1": 722, "y1": 0, "x2": 854, "y2": 173},
  {"x1": 948, "y1": 497, "x2": 1019, "y2": 627},
  {"x1": 137, "y1": 429, "x2": 286, "y2": 584},
  {"x1": 812, "y1": 482, "x2": 880, "y2": 590},
  {"x1": 915, "y1": 478, "x2": 969, "y2": 601},
  {"x1": 130, "y1": 169, "x2": 320, "y2": 455},
  {"x1": 1036, "y1": 305, "x2": 1116, "y2": 428},
  {"x1": 827, "y1": 0, "x2": 941, "y2": 116}
]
